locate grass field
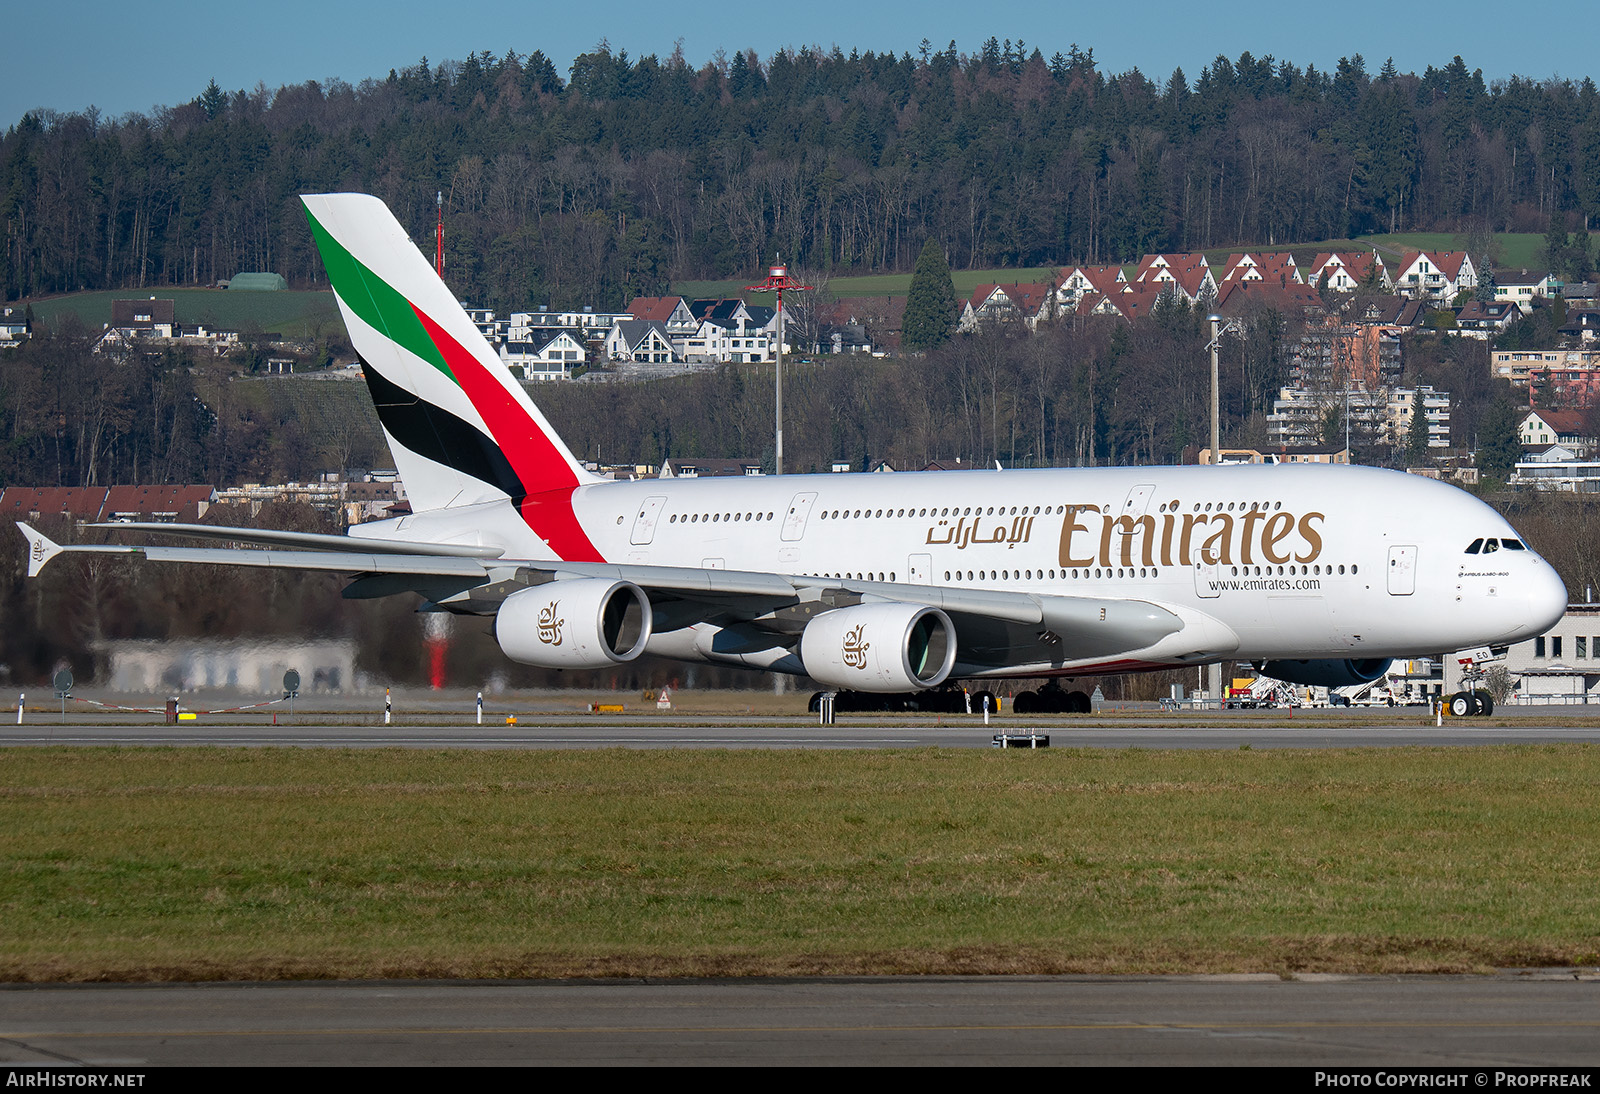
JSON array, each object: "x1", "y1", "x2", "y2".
[
  {"x1": 17, "y1": 229, "x2": 1553, "y2": 334},
  {"x1": 3, "y1": 745, "x2": 1598, "y2": 982},
  {"x1": 678, "y1": 233, "x2": 1554, "y2": 303},
  {"x1": 1359, "y1": 233, "x2": 1546, "y2": 270},
  {"x1": 676, "y1": 268, "x2": 1063, "y2": 303},
  {"x1": 25, "y1": 289, "x2": 342, "y2": 340}
]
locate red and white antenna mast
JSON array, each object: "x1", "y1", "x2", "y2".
[
  {"x1": 435, "y1": 191, "x2": 444, "y2": 278},
  {"x1": 746, "y1": 258, "x2": 812, "y2": 476}
]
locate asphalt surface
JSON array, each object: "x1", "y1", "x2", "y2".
[
  {"x1": 6, "y1": 707, "x2": 1600, "y2": 748},
  {"x1": 3, "y1": 974, "x2": 1599, "y2": 1066}
]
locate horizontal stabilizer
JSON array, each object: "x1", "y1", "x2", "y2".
[{"x1": 17, "y1": 522, "x2": 61, "y2": 578}]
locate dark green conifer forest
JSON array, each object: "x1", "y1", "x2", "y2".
[{"x1": 5, "y1": 44, "x2": 1598, "y2": 309}]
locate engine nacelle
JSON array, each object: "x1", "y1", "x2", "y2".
[
  {"x1": 495, "y1": 579, "x2": 652, "y2": 669},
  {"x1": 799, "y1": 603, "x2": 956, "y2": 692},
  {"x1": 1257, "y1": 658, "x2": 1392, "y2": 688}
]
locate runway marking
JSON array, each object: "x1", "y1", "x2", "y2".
[
  {"x1": 13, "y1": 1019, "x2": 1600, "y2": 1039},
  {"x1": 0, "y1": 736, "x2": 930, "y2": 747}
]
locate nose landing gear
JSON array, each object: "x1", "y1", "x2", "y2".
[{"x1": 1445, "y1": 689, "x2": 1494, "y2": 717}]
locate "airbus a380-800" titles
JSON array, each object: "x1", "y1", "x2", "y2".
[{"x1": 18, "y1": 194, "x2": 1568, "y2": 712}]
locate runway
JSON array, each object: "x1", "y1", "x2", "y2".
[
  {"x1": 3, "y1": 973, "x2": 1599, "y2": 1066},
  {"x1": 5, "y1": 707, "x2": 1600, "y2": 749}
]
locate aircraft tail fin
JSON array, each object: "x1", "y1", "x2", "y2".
[{"x1": 300, "y1": 193, "x2": 597, "y2": 521}]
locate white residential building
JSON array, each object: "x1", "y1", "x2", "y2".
[
  {"x1": 500, "y1": 330, "x2": 587, "y2": 380},
  {"x1": 1392, "y1": 251, "x2": 1477, "y2": 302}
]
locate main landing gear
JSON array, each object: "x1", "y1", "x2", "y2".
[
  {"x1": 805, "y1": 684, "x2": 1093, "y2": 715},
  {"x1": 1011, "y1": 685, "x2": 1092, "y2": 714}
]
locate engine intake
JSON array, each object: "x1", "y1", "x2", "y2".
[
  {"x1": 496, "y1": 579, "x2": 652, "y2": 668},
  {"x1": 1256, "y1": 658, "x2": 1392, "y2": 688},
  {"x1": 799, "y1": 603, "x2": 956, "y2": 692}
]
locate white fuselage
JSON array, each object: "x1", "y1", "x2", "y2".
[{"x1": 358, "y1": 463, "x2": 1568, "y2": 677}]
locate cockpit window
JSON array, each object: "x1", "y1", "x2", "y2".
[
  {"x1": 1502, "y1": 538, "x2": 1526, "y2": 550},
  {"x1": 1465, "y1": 538, "x2": 1483, "y2": 554},
  {"x1": 1482, "y1": 539, "x2": 1499, "y2": 554}
]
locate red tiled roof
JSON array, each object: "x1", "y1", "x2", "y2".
[
  {"x1": 967, "y1": 283, "x2": 1002, "y2": 308},
  {"x1": 0, "y1": 487, "x2": 109, "y2": 519},
  {"x1": 1003, "y1": 283, "x2": 1055, "y2": 315},
  {"x1": 1311, "y1": 251, "x2": 1385, "y2": 284},
  {"x1": 102, "y1": 485, "x2": 216, "y2": 520},
  {"x1": 1430, "y1": 251, "x2": 1470, "y2": 279},
  {"x1": 1056, "y1": 264, "x2": 1126, "y2": 296},
  {"x1": 1398, "y1": 251, "x2": 1472, "y2": 281},
  {"x1": 1133, "y1": 253, "x2": 1213, "y2": 298},
  {"x1": 626, "y1": 296, "x2": 685, "y2": 323},
  {"x1": 1113, "y1": 286, "x2": 1167, "y2": 321},
  {"x1": 1214, "y1": 280, "x2": 1323, "y2": 312},
  {"x1": 1527, "y1": 409, "x2": 1591, "y2": 435}
]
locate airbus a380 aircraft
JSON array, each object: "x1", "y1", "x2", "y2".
[{"x1": 17, "y1": 194, "x2": 1568, "y2": 709}]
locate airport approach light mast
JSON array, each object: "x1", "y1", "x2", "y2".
[
  {"x1": 435, "y1": 192, "x2": 444, "y2": 278},
  {"x1": 747, "y1": 261, "x2": 812, "y2": 476}
]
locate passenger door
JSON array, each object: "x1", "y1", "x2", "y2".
[{"x1": 1387, "y1": 545, "x2": 1417, "y2": 595}]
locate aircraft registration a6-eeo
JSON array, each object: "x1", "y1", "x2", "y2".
[{"x1": 17, "y1": 194, "x2": 1568, "y2": 712}]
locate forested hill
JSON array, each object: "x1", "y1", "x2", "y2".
[{"x1": 5, "y1": 43, "x2": 1598, "y2": 311}]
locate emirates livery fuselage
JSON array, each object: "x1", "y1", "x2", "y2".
[{"x1": 357, "y1": 461, "x2": 1567, "y2": 679}]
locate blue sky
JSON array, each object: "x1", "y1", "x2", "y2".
[{"x1": 4, "y1": 0, "x2": 1589, "y2": 127}]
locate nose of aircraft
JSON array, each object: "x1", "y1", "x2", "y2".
[{"x1": 1517, "y1": 557, "x2": 1569, "y2": 641}]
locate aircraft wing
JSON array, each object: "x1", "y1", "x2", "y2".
[{"x1": 18, "y1": 523, "x2": 1211, "y2": 672}]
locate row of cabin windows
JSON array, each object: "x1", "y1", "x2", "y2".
[
  {"x1": 820, "y1": 504, "x2": 1056, "y2": 519},
  {"x1": 813, "y1": 501, "x2": 1292, "y2": 520},
  {"x1": 796, "y1": 563, "x2": 1357, "y2": 585},
  {"x1": 1534, "y1": 636, "x2": 1598, "y2": 658},
  {"x1": 657, "y1": 500, "x2": 1300, "y2": 525},
  {"x1": 669, "y1": 511, "x2": 775, "y2": 524},
  {"x1": 938, "y1": 563, "x2": 1350, "y2": 583}
]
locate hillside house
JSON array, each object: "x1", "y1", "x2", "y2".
[
  {"x1": 1307, "y1": 251, "x2": 1391, "y2": 293},
  {"x1": 1494, "y1": 268, "x2": 1554, "y2": 312},
  {"x1": 1520, "y1": 409, "x2": 1595, "y2": 457},
  {"x1": 500, "y1": 330, "x2": 587, "y2": 380},
  {"x1": 604, "y1": 320, "x2": 678, "y2": 364},
  {"x1": 1131, "y1": 253, "x2": 1216, "y2": 303},
  {"x1": 1217, "y1": 252, "x2": 1303, "y2": 287},
  {"x1": 1393, "y1": 251, "x2": 1477, "y2": 302}
]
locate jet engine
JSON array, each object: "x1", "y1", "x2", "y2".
[
  {"x1": 799, "y1": 603, "x2": 956, "y2": 692},
  {"x1": 1256, "y1": 658, "x2": 1392, "y2": 688},
  {"x1": 495, "y1": 579, "x2": 652, "y2": 668}
]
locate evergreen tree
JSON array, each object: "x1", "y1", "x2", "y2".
[
  {"x1": 1545, "y1": 211, "x2": 1571, "y2": 279},
  {"x1": 198, "y1": 79, "x2": 227, "y2": 121},
  {"x1": 1475, "y1": 261, "x2": 1496, "y2": 303},
  {"x1": 1475, "y1": 400, "x2": 1522, "y2": 484},
  {"x1": 902, "y1": 239, "x2": 957, "y2": 352},
  {"x1": 1406, "y1": 389, "x2": 1431, "y2": 465}
]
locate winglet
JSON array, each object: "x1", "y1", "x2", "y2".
[{"x1": 17, "y1": 523, "x2": 62, "y2": 578}]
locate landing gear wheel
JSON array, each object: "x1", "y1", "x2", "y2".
[
  {"x1": 1448, "y1": 692, "x2": 1473, "y2": 717},
  {"x1": 1474, "y1": 689, "x2": 1494, "y2": 717},
  {"x1": 1066, "y1": 690, "x2": 1092, "y2": 714},
  {"x1": 1037, "y1": 685, "x2": 1070, "y2": 713},
  {"x1": 1013, "y1": 691, "x2": 1038, "y2": 714},
  {"x1": 971, "y1": 690, "x2": 997, "y2": 715}
]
